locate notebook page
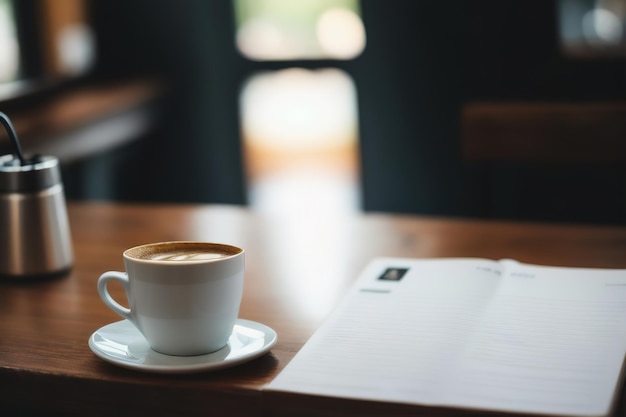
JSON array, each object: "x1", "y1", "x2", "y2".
[
  {"x1": 447, "y1": 261, "x2": 626, "y2": 416},
  {"x1": 266, "y1": 258, "x2": 502, "y2": 405}
]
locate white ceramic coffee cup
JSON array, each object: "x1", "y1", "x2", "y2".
[{"x1": 97, "y1": 241, "x2": 244, "y2": 356}]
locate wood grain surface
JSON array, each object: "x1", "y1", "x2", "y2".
[{"x1": 2, "y1": 202, "x2": 626, "y2": 416}]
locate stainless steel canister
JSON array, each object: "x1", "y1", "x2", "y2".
[{"x1": 0, "y1": 154, "x2": 73, "y2": 279}]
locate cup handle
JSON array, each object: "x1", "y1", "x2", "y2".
[{"x1": 98, "y1": 271, "x2": 132, "y2": 322}]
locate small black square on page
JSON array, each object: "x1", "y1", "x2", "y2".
[{"x1": 378, "y1": 267, "x2": 409, "y2": 281}]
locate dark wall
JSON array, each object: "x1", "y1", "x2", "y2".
[
  {"x1": 72, "y1": 0, "x2": 626, "y2": 224},
  {"x1": 357, "y1": 1, "x2": 478, "y2": 217},
  {"x1": 67, "y1": 0, "x2": 246, "y2": 204},
  {"x1": 356, "y1": 0, "x2": 626, "y2": 223}
]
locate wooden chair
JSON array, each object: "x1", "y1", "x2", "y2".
[{"x1": 461, "y1": 101, "x2": 626, "y2": 224}]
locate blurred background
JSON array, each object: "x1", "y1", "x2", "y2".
[{"x1": 1, "y1": 0, "x2": 626, "y2": 225}]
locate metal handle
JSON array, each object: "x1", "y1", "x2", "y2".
[{"x1": 0, "y1": 112, "x2": 25, "y2": 165}]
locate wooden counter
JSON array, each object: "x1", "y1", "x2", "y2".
[{"x1": 1, "y1": 202, "x2": 626, "y2": 416}]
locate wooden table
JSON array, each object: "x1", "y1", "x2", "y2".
[{"x1": 2, "y1": 202, "x2": 626, "y2": 417}]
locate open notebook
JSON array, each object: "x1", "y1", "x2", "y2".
[{"x1": 266, "y1": 258, "x2": 626, "y2": 416}]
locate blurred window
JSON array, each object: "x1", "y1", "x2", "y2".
[
  {"x1": 240, "y1": 68, "x2": 360, "y2": 213},
  {"x1": 0, "y1": 0, "x2": 19, "y2": 83},
  {"x1": 235, "y1": 0, "x2": 365, "y2": 60},
  {"x1": 235, "y1": 0, "x2": 366, "y2": 214},
  {"x1": 559, "y1": 0, "x2": 626, "y2": 57}
]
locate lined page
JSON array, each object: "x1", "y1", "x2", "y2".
[
  {"x1": 266, "y1": 258, "x2": 626, "y2": 417},
  {"x1": 267, "y1": 258, "x2": 502, "y2": 405},
  {"x1": 448, "y1": 261, "x2": 626, "y2": 416}
]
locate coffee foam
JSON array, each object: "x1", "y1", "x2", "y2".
[
  {"x1": 126, "y1": 242, "x2": 241, "y2": 262},
  {"x1": 146, "y1": 251, "x2": 227, "y2": 261}
]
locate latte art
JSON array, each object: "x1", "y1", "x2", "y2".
[
  {"x1": 126, "y1": 242, "x2": 242, "y2": 262},
  {"x1": 148, "y1": 251, "x2": 228, "y2": 261}
]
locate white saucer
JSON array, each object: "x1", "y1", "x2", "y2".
[{"x1": 88, "y1": 319, "x2": 277, "y2": 374}]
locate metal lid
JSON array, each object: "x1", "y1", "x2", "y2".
[{"x1": 0, "y1": 154, "x2": 62, "y2": 193}]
